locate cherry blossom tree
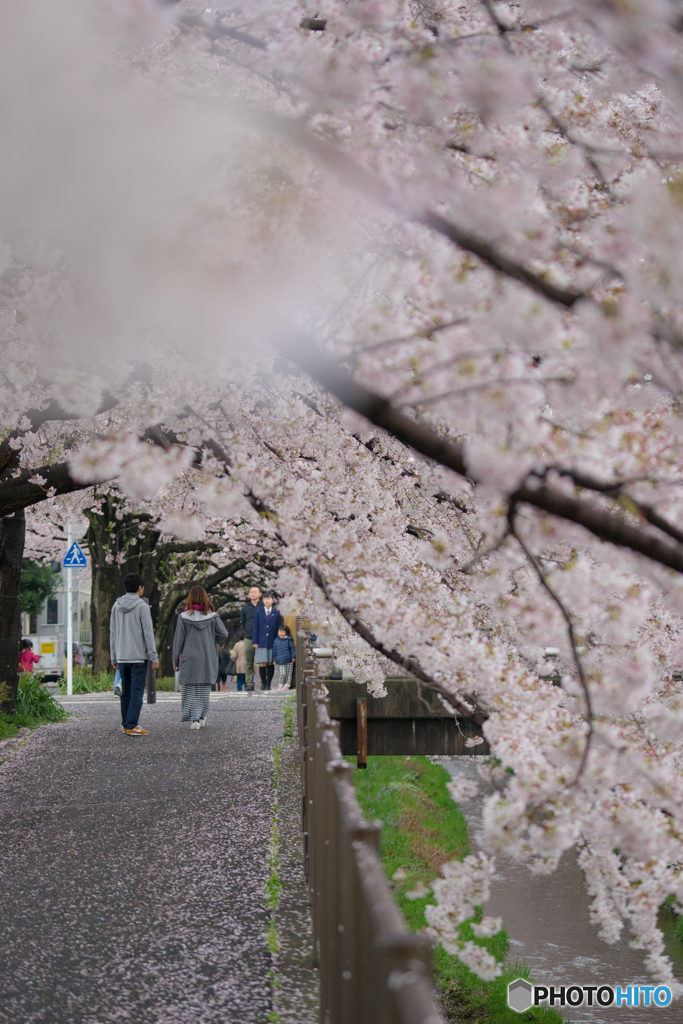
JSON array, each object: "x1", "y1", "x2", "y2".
[
  {"x1": 4, "y1": 0, "x2": 683, "y2": 992},
  {"x1": 24, "y1": 477, "x2": 284, "y2": 673}
]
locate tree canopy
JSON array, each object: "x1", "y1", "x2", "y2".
[
  {"x1": 19, "y1": 559, "x2": 59, "y2": 620},
  {"x1": 4, "y1": 0, "x2": 683, "y2": 993}
]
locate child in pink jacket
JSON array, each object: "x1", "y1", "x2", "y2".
[{"x1": 19, "y1": 639, "x2": 40, "y2": 674}]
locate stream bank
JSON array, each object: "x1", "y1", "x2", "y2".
[
  {"x1": 351, "y1": 754, "x2": 564, "y2": 1023},
  {"x1": 444, "y1": 756, "x2": 683, "y2": 1023}
]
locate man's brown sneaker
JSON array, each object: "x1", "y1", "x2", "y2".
[{"x1": 124, "y1": 725, "x2": 149, "y2": 735}]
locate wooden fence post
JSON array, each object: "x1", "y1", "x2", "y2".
[{"x1": 357, "y1": 696, "x2": 367, "y2": 768}]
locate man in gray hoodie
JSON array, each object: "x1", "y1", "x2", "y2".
[{"x1": 110, "y1": 573, "x2": 159, "y2": 736}]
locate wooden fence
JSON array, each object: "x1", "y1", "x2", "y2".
[{"x1": 295, "y1": 629, "x2": 443, "y2": 1024}]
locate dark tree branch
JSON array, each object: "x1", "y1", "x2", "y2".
[
  {"x1": 306, "y1": 561, "x2": 487, "y2": 724},
  {"x1": 284, "y1": 340, "x2": 683, "y2": 576},
  {"x1": 179, "y1": 14, "x2": 267, "y2": 50},
  {"x1": 201, "y1": 557, "x2": 248, "y2": 592},
  {"x1": 419, "y1": 210, "x2": 582, "y2": 307},
  {"x1": 349, "y1": 318, "x2": 470, "y2": 358},
  {"x1": 156, "y1": 558, "x2": 248, "y2": 640},
  {"x1": 434, "y1": 489, "x2": 470, "y2": 514},
  {"x1": 284, "y1": 339, "x2": 471, "y2": 468},
  {"x1": 198, "y1": 431, "x2": 283, "y2": 525},
  {"x1": 543, "y1": 466, "x2": 683, "y2": 548},
  {"x1": 0, "y1": 423, "x2": 199, "y2": 519},
  {"x1": 0, "y1": 366, "x2": 152, "y2": 479},
  {"x1": 291, "y1": 390, "x2": 324, "y2": 416},
  {"x1": 509, "y1": 509, "x2": 594, "y2": 785},
  {"x1": 238, "y1": 105, "x2": 584, "y2": 309},
  {"x1": 517, "y1": 482, "x2": 683, "y2": 573},
  {"x1": 155, "y1": 540, "x2": 222, "y2": 558},
  {"x1": 0, "y1": 461, "x2": 89, "y2": 516}
]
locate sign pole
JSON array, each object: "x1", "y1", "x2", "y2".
[
  {"x1": 66, "y1": 521, "x2": 73, "y2": 697},
  {"x1": 62, "y1": 533, "x2": 86, "y2": 696}
]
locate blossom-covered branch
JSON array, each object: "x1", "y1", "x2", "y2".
[
  {"x1": 306, "y1": 560, "x2": 487, "y2": 725},
  {"x1": 285, "y1": 340, "x2": 683, "y2": 576}
]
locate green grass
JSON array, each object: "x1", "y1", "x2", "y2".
[
  {"x1": 266, "y1": 918, "x2": 280, "y2": 954},
  {"x1": 661, "y1": 894, "x2": 683, "y2": 942},
  {"x1": 266, "y1": 742, "x2": 283, "y2": 911},
  {"x1": 351, "y1": 756, "x2": 564, "y2": 1023},
  {"x1": 266, "y1": 726, "x2": 288, "y2": 1023},
  {"x1": 58, "y1": 667, "x2": 114, "y2": 693},
  {"x1": 5, "y1": 711, "x2": 39, "y2": 728},
  {"x1": 57, "y1": 670, "x2": 176, "y2": 694},
  {"x1": 283, "y1": 695, "x2": 295, "y2": 740},
  {"x1": 0, "y1": 716, "x2": 20, "y2": 741},
  {"x1": 16, "y1": 674, "x2": 70, "y2": 721},
  {"x1": 0, "y1": 711, "x2": 49, "y2": 740},
  {"x1": 0, "y1": 674, "x2": 71, "y2": 739}
]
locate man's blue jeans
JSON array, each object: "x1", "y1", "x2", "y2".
[{"x1": 120, "y1": 662, "x2": 148, "y2": 729}]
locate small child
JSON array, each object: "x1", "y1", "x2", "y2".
[
  {"x1": 18, "y1": 639, "x2": 40, "y2": 675},
  {"x1": 273, "y1": 625, "x2": 296, "y2": 690},
  {"x1": 216, "y1": 642, "x2": 231, "y2": 692},
  {"x1": 230, "y1": 630, "x2": 246, "y2": 692}
]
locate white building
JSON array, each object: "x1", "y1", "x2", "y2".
[{"x1": 21, "y1": 565, "x2": 92, "y2": 645}]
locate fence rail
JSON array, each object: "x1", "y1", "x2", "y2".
[{"x1": 295, "y1": 629, "x2": 443, "y2": 1024}]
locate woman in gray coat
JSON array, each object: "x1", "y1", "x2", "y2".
[{"x1": 173, "y1": 585, "x2": 228, "y2": 729}]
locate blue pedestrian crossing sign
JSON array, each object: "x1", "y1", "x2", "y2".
[{"x1": 63, "y1": 542, "x2": 87, "y2": 568}]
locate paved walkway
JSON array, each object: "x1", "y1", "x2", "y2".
[{"x1": 0, "y1": 693, "x2": 315, "y2": 1024}]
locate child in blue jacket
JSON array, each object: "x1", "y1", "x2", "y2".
[
  {"x1": 274, "y1": 625, "x2": 296, "y2": 690},
  {"x1": 252, "y1": 591, "x2": 282, "y2": 690}
]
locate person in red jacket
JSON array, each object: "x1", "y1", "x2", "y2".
[{"x1": 19, "y1": 639, "x2": 40, "y2": 674}]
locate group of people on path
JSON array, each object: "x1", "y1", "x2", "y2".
[
  {"x1": 237, "y1": 584, "x2": 296, "y2": 691},
  {"x1": 109, "y1": 574, "x2": 296, "y2": 735}
]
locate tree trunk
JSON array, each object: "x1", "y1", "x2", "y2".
[
  {"x1": 85, "y1": 495, "x2": 164, "y2": 673},
  {"x1": 89, "y1": 557, "x2": 121, "y2": 674},
  {"x1": 85, "y1": 498, "x2": 123, "y2": 675},
  {"x1": 0, "y1": 510, "x2": 26, "y2": 712},
  {"x1": 123, "y1": 525, "x2": 161, "y2": 648},
  {"x1": 157, "y1": 595, "x2": 184, "y2": 677}
]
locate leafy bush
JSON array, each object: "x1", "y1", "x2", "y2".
[
  {"x1": 16, "y1": 674, "x2": 69, "y2": 722},
  {"x1": 58, "y1": 667, "x2": 114, "y2": 694},
  {"x1": 58, "y1": 669, "x2": 175, "y2": 694}
]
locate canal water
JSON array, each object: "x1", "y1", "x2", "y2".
[{"x1": 443, "y1": 756, "x2": 683, "y2": 1022}]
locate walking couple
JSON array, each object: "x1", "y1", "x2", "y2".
[
  {"x1": 111, "y1": 573, "x2": 228, "y2": 734},
  {"x1": 239, "y1": 584, "x2": 295, "y2": 691}
]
